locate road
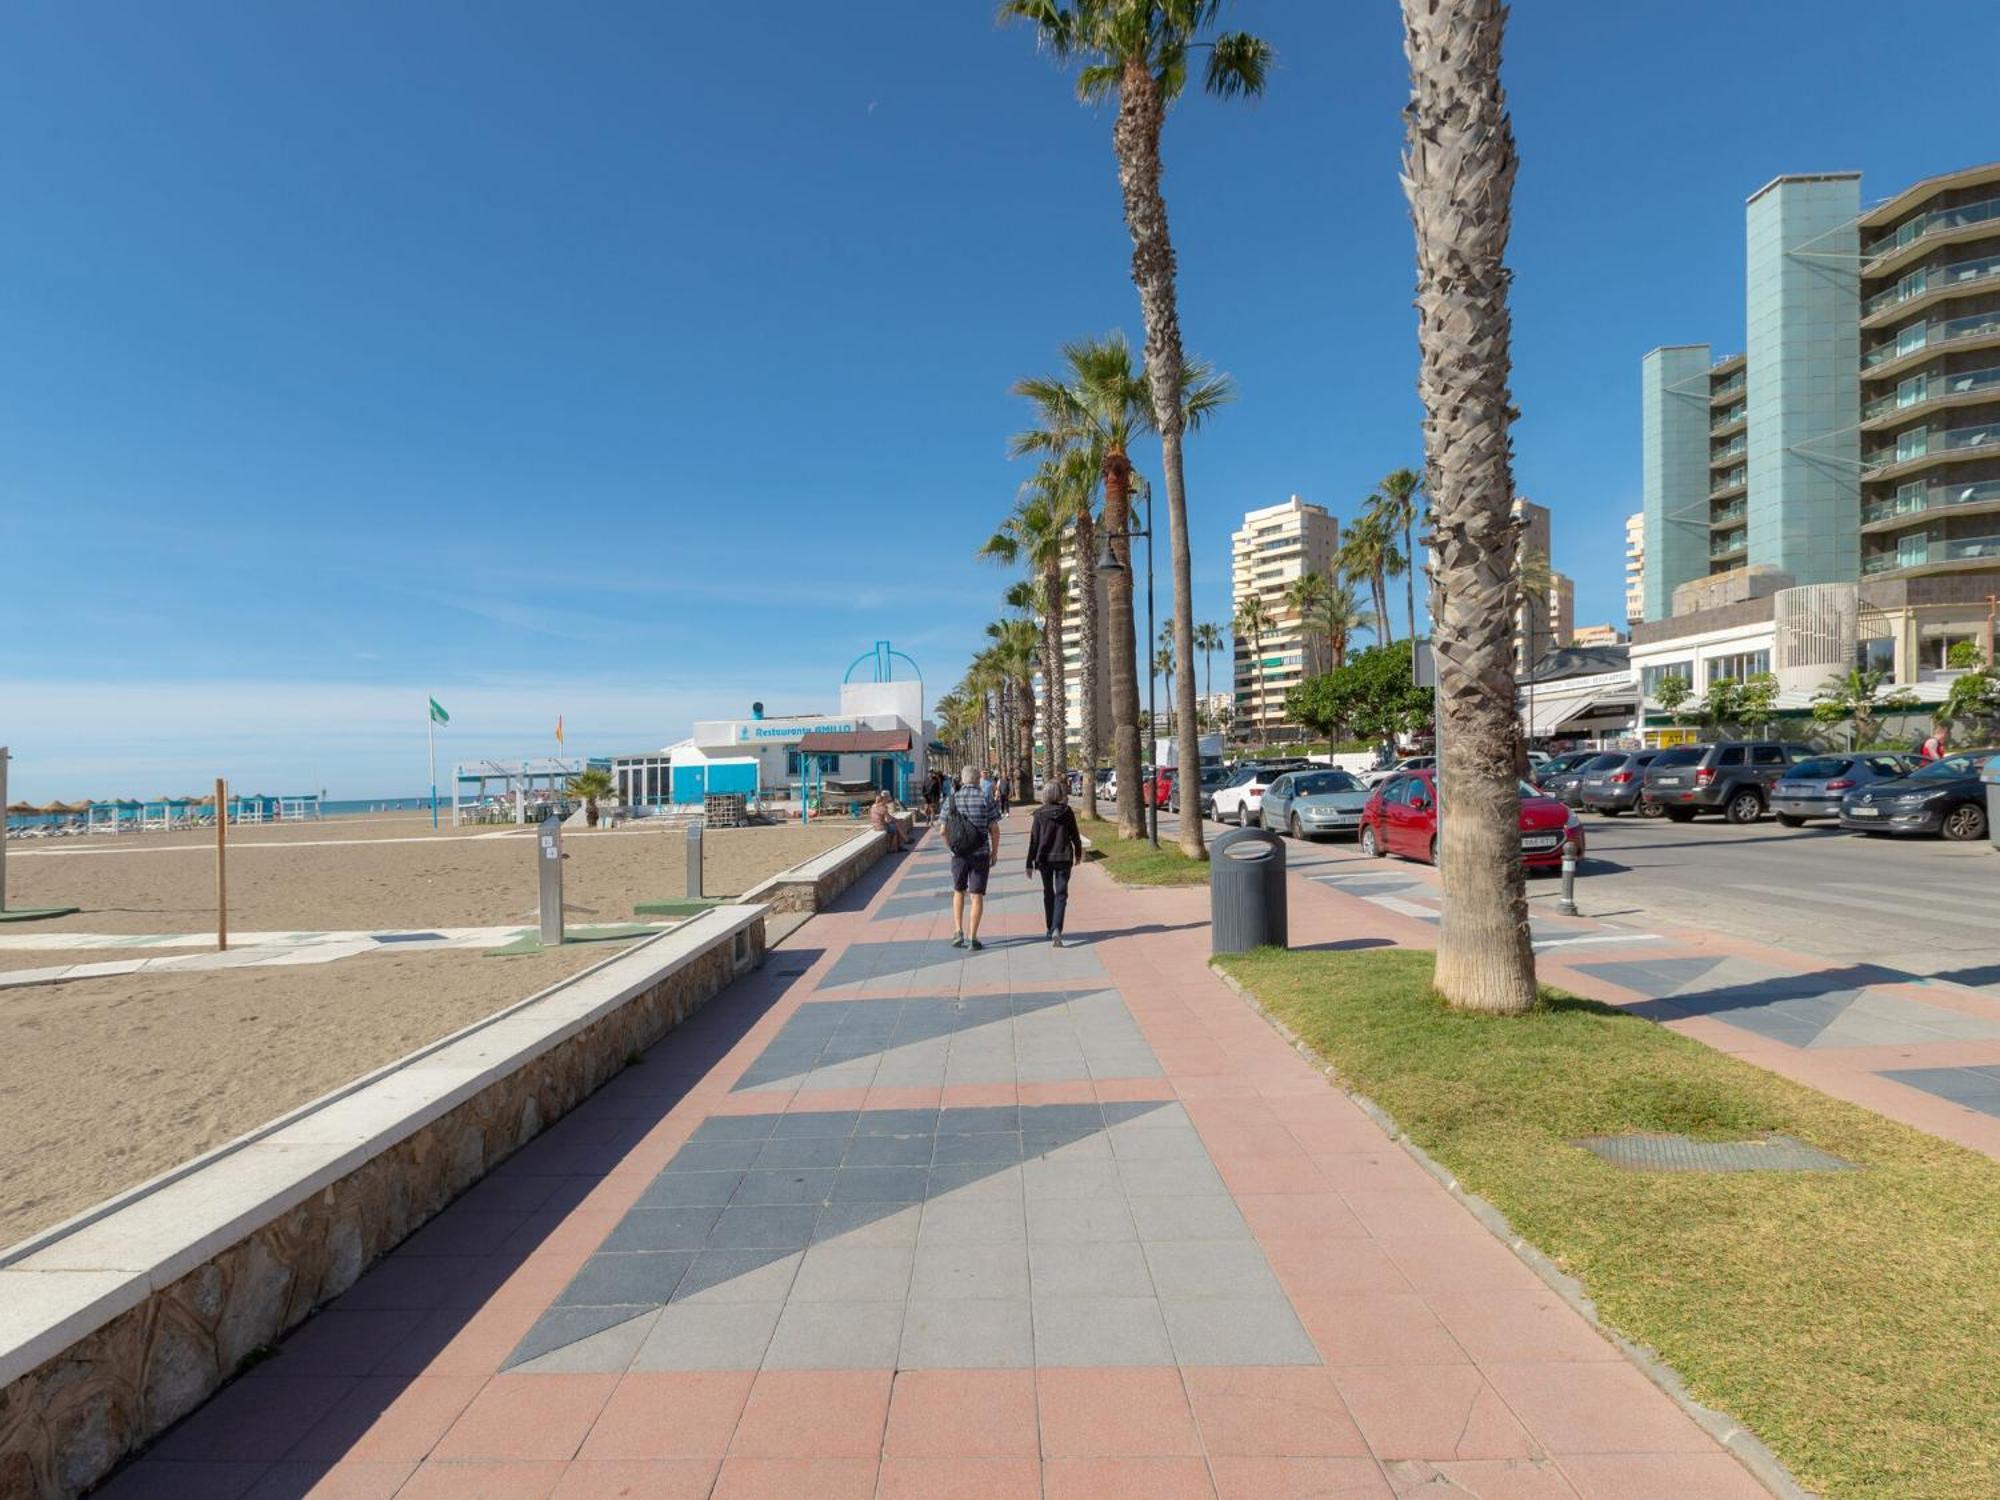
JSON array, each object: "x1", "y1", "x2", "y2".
[{"x1": 1148, "y1": 801, "x2": 2000, "y2": 997}]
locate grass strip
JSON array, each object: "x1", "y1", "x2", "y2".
[
  {"x1": 1216, "y1": 946, "x2": 2000, "y2": 1499},
  {"x1": 1076, "y1": 817, "x2": 1209, "y2": 887}
]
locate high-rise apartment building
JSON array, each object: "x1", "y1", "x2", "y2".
[
  {"x1": 1510, "y1": 498, "x2": 1571, "y2": 672},
  {"x1": 1051, "y1": 538, "x2": 1110, "y2": 758},
  {"x1": 1230, "y1": 496, "x2": 1338, "y2": 736},
  {"x1": 1624, "y1": 511, "x2": 1646, "y2": 624},
  {"x1": 1640, "y1": 345, "x2": 1751, "y2": 617}
]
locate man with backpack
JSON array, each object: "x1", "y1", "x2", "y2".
[{"x1": 942, "y1": 762, "x2": 1002, "y2": 950}]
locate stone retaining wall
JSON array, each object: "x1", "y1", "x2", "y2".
[
  {"x1": 740, "y1": 828, "x2": 893, "y2": 914},
  {"x1": 0, "y1": 912, "x2": 765, "y2": 1500}
]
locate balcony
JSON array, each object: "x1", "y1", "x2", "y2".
[
  {"x1": 1861, "y1": 309, "x2": 2000, "y2": 380},
  {"x1": 1709, "y1": 435, "x2": 1747, "y2": 465},
  {"x1": 1709, "y1": 375, "x2": 1746, "y2": 404},
  {"x1": 1710, "y1": 501, "x2": 1747, "y2": 526},
  {"x1": 1709, "y1": 530, "x2": 1748, "y2": 560},
  {"x1": 1862, "y1": 419, "x2": 2000, "y2": 477},
  {"x1": 1862, "y1": 477, "x2": 2000, "y2": 530},
  {"x1": 1862, "y1": 251, "x2": 2000, "y2": 327},
  {"x1": 1862, "y1": 531, "x2": 2000, "y2": 577},
  {"x1": 1709, "y1": 467, "x2": 1747, "y2": 498},
  {"x1": 1862, "y1": 193, "x2": 2000, "y2": 275},
  {"x1": 1862, "y1": 362, "x2": 2000, "y2": 427},
  {"x1": 1710, "y1": 405, "x2": 1747, "y2": 435}
]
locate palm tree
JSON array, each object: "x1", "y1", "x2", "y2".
[
  {"x1": 1233, "y1": 593, "x2": 1274, "y2": 742},
  {"x1": 565, "y1": 767, "x2": 615, "y2": 829},
  {"x1": 1402, "y1": 0, "x2": 1535, "y2": 1014},
  {"x1": 989, "y1": 592, "x2": 1041, "y2": 793},
  {"x1": 1283, "y1": 572, "x2": 1329, "y2": 675},
  {"x1": 981, "y1": 456, "x2": 1089, "y2": 785},
  {"x1": 1004, "y1": 0, "x2": 1269, "y2": 861},
  {"x1": 1311, "y1": 576, "x2": 1372, "y2": 672},
  {"x1": 1375, "y1": 468, "x2": 1426, "y2": 650},
  {"x1": 1339, "y1": 508, "x2": 1395, "y2": 644},
  {"x1": 1193, "y1": 620, "x2": 1222, "y2": 711},
  {"x1": 1155, "y1": 633, "x2": 1176, "y2": 738},
  {"x1": 1011, "y1": 331, "x2": 1231, "y2": 839}
]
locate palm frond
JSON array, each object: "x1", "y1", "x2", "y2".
[{"x1": 1203, "y1": 31, "x2": 1270, "y2": 99}]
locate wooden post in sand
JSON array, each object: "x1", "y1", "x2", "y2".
[{"x1": 215, "y1": 777, "x2": 229, "y2": 952}]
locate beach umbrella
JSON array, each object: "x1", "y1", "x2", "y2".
[{"x1": 5, "y1": 802, "x2": 34, "y2": 814}]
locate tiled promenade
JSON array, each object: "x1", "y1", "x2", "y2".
[{"x1": 104, "y1": 820, "x2": 1766, "y2": 1499}]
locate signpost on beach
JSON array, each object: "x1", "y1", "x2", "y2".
[
  {"x1": 538, "y1": 814, "x2": 564, "y2": 947},
  {"x1": 215, "y1": 776, "x2": 229, "y2": 952}
]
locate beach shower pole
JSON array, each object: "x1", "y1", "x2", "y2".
[
  {"x1": 0, "y1": 747, "x2": 8, "y2": 912},
  {"x1": 215, "y1": 777, "x2": 229, "y2": 952}
]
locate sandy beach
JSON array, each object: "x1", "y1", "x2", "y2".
[{"x1": 0, "y1": 813, "x2": 866, "y2": 1247}]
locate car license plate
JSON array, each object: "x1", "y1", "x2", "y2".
[
  {"x1": 1850, "y1": 806, "x2": 1880, "y2": 818},
  {"x1": 1521, "y1": 834, "x2": 1560, "y2": 850},
  {"x1": 1654, "y1": 775, "x2": 1683, "y2": 787}
]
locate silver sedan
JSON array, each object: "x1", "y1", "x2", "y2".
[{"x1": 1260, "y1": 769, "x2": 1372, "y2": 839}]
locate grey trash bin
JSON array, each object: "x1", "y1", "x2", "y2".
[{"x1": 1210, "y1": 826, "x2": 1288, "y2": 955}]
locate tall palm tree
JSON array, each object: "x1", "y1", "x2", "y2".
[
  {"x1": 1233, "y1": 593, "x2": 1274, "y2": 742},
  {"x1": 1339, "y1": 507, "x2": 1394, "y2": 643},
  {"x1": 1155, "y1": 632, "x2": 1176, "y2": 738},
  {"x1": 1004, "y1": 0, "x2": 1269, "y2": 861},
  {"x1": 990, "y1": 587, "x2": 1041, "y2": 792},
  {"x1": 1011, "y1": 331, "x2": 1231, "y2": 839},
  {"x1": 1193, "y1": 621, "x2": 1223, "y2": 711},
  {"x1": 1283, "y1": 572, "x2": 1329, "y2": 675},
  {"x1": 1402, "y1": 0, "x2": 1535, "y2": 1015},
  {"x1": 1311, "y1": 576, "x2": 1372, "y2": 672},
  {"x1": 1376, "y1": 467, "x2": 1426, "y2": 651},
  {"x1": 980, "y1": 455, "x2": 1089, "y2": 785}
]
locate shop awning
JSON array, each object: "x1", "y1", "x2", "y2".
[
  {"x1": 794, "y1": 728, "x2": 913, "y2": 754},
  {"x1": 1526, "y1": 690, "x2": 1634, "y2": 737}
]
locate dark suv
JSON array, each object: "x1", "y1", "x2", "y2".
[{"x1": 1642, "y1": 741, "x2": 1818, "y2": 824}]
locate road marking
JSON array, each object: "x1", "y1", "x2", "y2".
[
  {"x1": 1724, "y1": 882, "x2": 1994, "y2": 930},
  {"x1": 1531, "y1": 932, "x2": 1660, "y2": 950}
]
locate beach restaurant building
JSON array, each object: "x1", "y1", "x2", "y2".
[{"x1": 610, "y1": 676, "x2": 930, "y2": 812}]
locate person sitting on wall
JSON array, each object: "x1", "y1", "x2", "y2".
[{"x1": 869, "y1": 790, "x2": 907, "y2": 852}]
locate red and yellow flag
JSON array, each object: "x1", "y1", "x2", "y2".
[{"x1": 554, "y1": 715, "x2": 565, "y2": 746}]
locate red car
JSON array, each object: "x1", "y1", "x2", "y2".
[
  {"x1": 1358, "y1": 769, "x2": 1584, "y2": 871},
  {"x1": 1144, "y1": 766, "x2": 1176, "y2": 808}
]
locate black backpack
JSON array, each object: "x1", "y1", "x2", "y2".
[{"x1": 943, "y1": 799, "x2": 986, "y2": 857}]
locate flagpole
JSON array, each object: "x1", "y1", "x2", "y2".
[{"x1": 428, "y1": 708, "x2": 438, "y2": 829}]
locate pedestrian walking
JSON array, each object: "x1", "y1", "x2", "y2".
[
  {"x1": 1921, "y1": 724, "x2": 1950, "y2": 761},
  {"x1": 1025, "y1": 778, "x2": 1084, "y2": 947},
  {"x1": 942, "y1": 763, "x2": 1002, "y2": 950},
  {"x1": 997, "y1": 774, "x2": 1012, "y2": 816},
  {"x1": 922, "y1": 768, "x2": 943, "y2": 824}
]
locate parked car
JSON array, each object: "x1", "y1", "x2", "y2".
[
  {"x1": 1361, "y1": 754, "x2": 1437, "y2": 789},
  {"x1": 1642, "y1": 741, "x2": 1817, "y2": 824},
  {"x1": 1209, "y1": 765, "x2": 1287, "y2": 826},
  {"x1": 1357, "y1": 770, "x2": 1584, "y2": 870},
  {"x1": 1769, "y1": 753, "x2": 1921, "y2": 826},
  {"x1": 1169, "y1": 765, "x2": 1231, "y2": 817},
  {"x1": 1540, "y1": 751, "x2": 1619, "y2": 808},
  {"x1": 1839, "y1": 749, "x2": 1997, "y2": 840},
  {"x1": 1577, "y1": 750, "x2": 1664, "y2": 816},
  {"x1": 1260, "y1": 768, "x2": 1372, "y2": 839},
  {"x1": 1143, "y1": 766, "x2": 1176, "y2": 808}
]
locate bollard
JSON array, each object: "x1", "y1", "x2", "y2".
[
  {"x1": 687, "y1": 822, "x2": 704, "y2": 901},
  {"x1": 1557, "y1": 833, "x2": 1580, "y2": 917},
  {"x1": 538, "y1": 814, "x2": 564, "y2": 946}
]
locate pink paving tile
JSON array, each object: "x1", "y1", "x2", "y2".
[
  {"x1": 432, "y1": 1374, "x2": 618, "y2": 1462},
  {"x1": 1423, "y1": 1289, "x2": 1622, "y2": 1365},
  {"x1": 153, "y1": 1375, "x2": 358, "y2": 1463},
  {"x1": 1095, "y1": 1078, "x2": 1178, "y2": 1103},
  {"x1": 1209, "y1": 1456, "x2": 1395, "y2": 1498},
  {"x1": 1382, "y1": 1457, "x2": 1578, "y2": 1498},
  {"x1": 547, "y1": 1459, "x2": 720, "y2": 1499},
  {"x1": 781, "y1": 1087, "x2": 875, "y2": 1111},
  {"x1": 1329, "y1": 1365, "x2": 1538, "y2": 1462},
  {"x1": 1041, "y1": 1456, "x2": 1217, "y2": 1498},
  {"x1": 499, "y1": 1207, "x2": 627, "y2": 1262},
  {"x1": 246, "y1": 1461, "x2": 418, "y2": 1498},
  {"x1": 1308, "y1": 1150, "x2": 1438, "y2": 1195},
  {"x1": 883, "y1": 1369, "x2": 1039, "y2": 1458},
  {"x1": 1016, "y1": 1079, "x2": 1100, "y2": 1105},
  {"x1": 1554, "y1": 1452, "x2": 1771, "y2": 1498},
  {"x1": 1376, "y1": 1233, "x2": 1544, "y2": 1294},
  {"x1": 1036, "y1": 1368, "x2": 1201, "y2": 1458},
  {"x1": 940, "y1": 1081, "x2": 1027, "y2": 1107},
  {"x1": 1216, "y1": 1155, "x2": 1329, "y2": 1196},
  {"x1": 707, "y1": 1089, "x2": 793, "y2": 1116},
  {"x1": 1291, "y1": 1294, "x2": 1469, "y2": 1367},
  {"x1": 1258, "y1": 1235, "x2": 1414, "y2": 1297},
  {"x1": 577, "y1": 1371, "x2": 756, "y2": 1460},
  {"x1": 96, "y1": 1461, "x2": 266, "y2": 1499},
  {"x1": 865, "y1": 1085, "x2": 945, "y2": 1109},
  {"x1": 375, "y1": 1304, "x2": 544, "y2": 1380},
  {"x1": 286, "y1": 1375, "x2": 485, "y2": 1464},
  {"x1": 727, "y1": 1370, "x2": 893, "y2": 1459},
  {"x1": 397, "y1": 1460, "x2": 564, "y2": 1498},
  {"x1": 1235, "y1": 1192, "x2": 1367, "y2": 1239},
  {"x1": 1342, "y1": 1188, "x2": 1494, "y2": 1240},
  {"x1": 1182, "y1": 1366, "x2": 1371, "y2": 1458},
  {"x1": 877, "y1": 1456, "x2": 1043, "y2": 1499},
  {"x1": 1481, "y1": 1362, "x2": 1716, "y2": 1456},
  {"x1": 710, "y1": 1457, "x2": 879, "y2": 1498}
]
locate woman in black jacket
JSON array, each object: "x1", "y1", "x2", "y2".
[{"x1": 1024, "y1": 779, "x2": 1085, "y2": 946}]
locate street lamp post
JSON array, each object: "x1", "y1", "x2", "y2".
[{"x1": 1097, "y1": 480, "x2": 1159, "y2": 849}]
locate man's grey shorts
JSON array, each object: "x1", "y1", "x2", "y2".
[{"x1": 950, "y1": 852, "x2": 992, "y2": 895}]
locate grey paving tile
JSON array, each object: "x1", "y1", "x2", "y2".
[
  {"x1": 1107, "y1": 1128, "x2": 1210, "y2": 1163},
  {"x1": 506, "y1": 1308, "x2": 659, "y2": 1374},
  {"x1": 631, "y1": 1301, "x2": 783, "y2": 1371},
  {"x1": 1022, "y1": 1158, "x2": 1125, "y2": 1202},
  {"x1": 938, "y1": 1105, "x2": 1020, "y2": 1134},
  {"x1": 919, "y1": 1193, "x2": 1026, "y2": 1247},
  {"x1": 926, "y1": 1163, "x2": 1025, "y2": 1199},
  {"x1": 772, "y1": 1110, "x2": 861, "y2": 1138},
  {"x1": 1116, "y1": 1157, "x2": 1227, "y2": 1199},
  {"x1": 830, "y1": 1166, "x2": 930, "y2": 1203},
  {"x1": 1143, "y1": 1240, "x2": 1284, "y2": 1299},
  {"x1": 812, "y1": 1202, "x2": 923, "y2": 1247},
  {"x1": 662, "y1": 1141, "x2": 763, "y2": 1173},
  {"x1": 556, "y1": 1252, "x2": 694, "y2": 1307},
  {"x1": 933, "y1": 1132, "x2": 1025, "y2": 1166},
  {"x1": 1158, "y1": 1296, "x2": 1319, "y2": 1365},
  {"x1": 1127, "y1": 1194, "x2": 1254, "y2": 1243},
  {"x1": 603, "y1": 1204, "x2": 724, "y2": 1251},
  {"x1": 843, "y1": 1133, "x2": 934, "y2": 1168},
  {"x1": 503, "y1": 1305, "x2": 657, "y2": 1371},
  {"x1": 763, "y1": 1300, "x2": 905, "y2": 1369},
  {"x1": 789, "y1": 1245, "x2": 914, "y2": 1303},
  {"x1": 1026, "y1": 1132, "x2": 1112, "y2": 1163},
  {"x1": 707, "y1": 1205, "x2": 822, "y2": 1250},
  {"x1": 911, "y1": 1243, "x2": 1031, "y2": 1300},
  {"x1": 689, "y1": 1116, "x2": 781, "y2": 1143},
  {"x1": 732, "y1": 1169, "x2": 836, "y2": 1207},
  {"x1": 671, "y1": 1249, "x2": 803, "y2": 1304},
  {"x1": 1029, "y1": 1242, "x2": 1154, "y2": 1299},
  {"x1": 1031, "y1": 1296, "x2": 1174, "y2": 1366},
  {"x1": 637, "y1": 1172, "x2": 743, "y2": 1208},
  {"x1": 753, "y1": 1136, "x2": 848, "y2": 1170},
  {"x1": 853, "y1": 1108, "x2": 940, "y2": 1136},
  {"x1": 1099, "y1": 1100, "x2": 1184, "y2": 1128},
  {"x1": 898, "y1": 1298, "x2": 1035, "y2": 1368},
  {"x1": 1026, "y1": 1195, "x2": 1138, "y2": 1245}
]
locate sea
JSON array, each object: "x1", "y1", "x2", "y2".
[{"x1": 5, "y1": 796, "x2": 441, "y2": 832}]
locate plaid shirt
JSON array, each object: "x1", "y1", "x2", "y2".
[{"x1": 945, "y1": 784, "x2": 1001, "y2": 843}]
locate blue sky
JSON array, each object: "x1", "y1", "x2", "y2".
[{"x1": 4, "y1": 1, "x2": 1996, "y2": 798}]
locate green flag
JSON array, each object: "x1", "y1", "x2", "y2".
[{"x1": 429, "y1": 697, "x2": 450, "y2": 726}]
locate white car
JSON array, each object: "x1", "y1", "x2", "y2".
[
  {"x1": 1361, "y1": 755, "x2": 1437, "y2": 789},
  {"x1": 1208, "y1": 766, "x2": 1285, "y2": 826}
]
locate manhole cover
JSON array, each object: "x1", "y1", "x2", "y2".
[{"x1": 1573, "y1": 1133, "x2": 1855, "y2": 1173}]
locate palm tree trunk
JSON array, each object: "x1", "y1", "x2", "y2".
[
  {"x1": 1402, "y1": 0, "x2": 1535, "y2": 1015},
  {"x1": 1102, "y1": 450, "x2": 1145, "y2": 841},
  {"x1": 1404, "y1": 515, "x2": 1420, "y2": 643},
  {"x1": 1115, "y1": 55, "x2": 1207, "y2": 859},
  {"x1": 1017, "y1": 671, "x2": 1037, "y2": 795},
  {"x1": 1074, "y1": 513, "x2": 1102, "y2": 820}
]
